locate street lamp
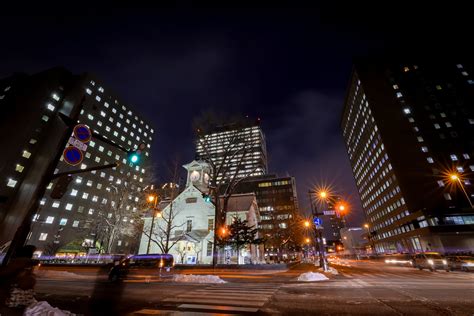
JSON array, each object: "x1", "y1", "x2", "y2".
[
  {"x1": 146, "y1": 194, "x2": 161, "y2": 254},
  {"x1": 308, "y1": 190, "x2": 329, "y2": 271},
  {"x1": 448, "y1": 172, "x2": 474, "y2": 208}
]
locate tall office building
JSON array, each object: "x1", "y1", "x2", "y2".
[
  {"x1": 233, "y1": 175, "x2": 301, "y2": 259},
  {"x1": 0, "y1": 67, "x2": 154, "y2": 256},
  {"x1": 341, "y1": 61, "x2": 474, "y2": 254},
  {"x1": 195, "y1": 120, "x2": 267, "y2": 181}
]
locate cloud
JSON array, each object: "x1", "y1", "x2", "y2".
[{"x1": 266, "y1": 90, "x2": 364, "y2": 225}]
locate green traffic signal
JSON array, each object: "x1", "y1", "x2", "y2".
[{"x1": 128, "y1": 152, "x2": 140, "y2": 164}]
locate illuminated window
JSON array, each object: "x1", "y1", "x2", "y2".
[
  {"x1": 417, "y1": 136, "x2": 424, "y2": 142},
  {"x1": 39, "y1": 233, "x2": 48, "y2": 241},
  {"x1": 437, "y1": 180, "x2": 445, "y2": 187},
  {"x1": 95, "y1": 96, "x2": 101, "y2": 102},
  {"x1": 104, "y1": 102, "x2": 109, "y2": 108},
  {"x1": 421, "y1": 147, "x2": 428, "y2": 153},
  {"x1": 80, "y1": 164, "x2": 87, "y2": 170},
  {"x1": 88, "y1": 208, "x2": 94, "y2": 215},
  {"x1": 72, "y1": 221, "x2": 79, "y2": 227},
  {"x1": 7, "y1": 179, "x2": 17, "y2": 188},
  {"x1": 47, "y1": 103, "x2": 55, "y2": 111},
  {"x1": 444, "y1": 193, "x2": 452, "y2": 200},
  {"x1": 52, "y1": 201, "x2": 60, "y2": 208},
  {"x1": 86, "y1": 180, "x2": 93, "y2": 187},
  {"x1": 15, "y1": 164, "x2": 24, "y2": 172},
  {"x1": 59, "y1": 218, "x2": 68, "y2": 226},
  {"x1": 70, "y1": 189, "x2": 78, "y2": 196},
  {"x1": 434, "y1": 123, "x2": 440, "y2": 129},
  {"x1": 88, "y1": 114, "x2": 94, "y2": 120},
  {"x1": 463, "y1": 153, "x2": 470, "y2": 159},
  {"x1": 82, "y1": 193, "x2": 89, "y2": 199},
  {"x1": 98, "y1": 87, "x2": 104, "y2": 93},
  {"x1": 65, "y1": 203, "x2": 73, "y2": 211},
  {"x1": 95, "y1": 156, "x2": 101, "y2": 163},
  {"x1": 403, "y1": 108, "x2": 411, "y2": 114},
  {"x1": 450, "y1": 154, "x2": 458, "y2": 161},
  {"x1": 29, "y1": 139, "x2": 37, "y2": 145},
  {"x1": 86, "y1": 88, "x2": 92, "y2": 94},
  {"x1": 42, "y1": 115, "x2": 49, "y2": 122},
  {"x1": 435, "y1": 85, "x2": 442, "y2": 90},
  {"x1": 445, "y1": 122, "x2": 452, "y2": 128},
  {"x1": 45, "y1": 216, "x2": 54, "y2": 224}
]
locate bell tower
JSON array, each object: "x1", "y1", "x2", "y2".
[{"x1": 182, "y1": 160, "x2": 211, "y2": 192}]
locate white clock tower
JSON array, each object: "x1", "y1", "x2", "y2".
[{"x1": 182, "y1": 160, "x2": 211, "y2": 192}]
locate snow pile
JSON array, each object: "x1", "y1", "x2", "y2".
[
  {"x1": 25, "y1": 301, "x2": 75, "y2": 316},
  {"x1": 297, "y1": 272, "x2": 329, "y2": 282},
  {"x1": 35, "y1": 270, "x2": 90, "y2": 279},
  {"x1": 173, "y1": 274, "x2": 226, "y2": 284},
  {"x1": 318, "y1": 267, "x2": 339, "y2": 275}
]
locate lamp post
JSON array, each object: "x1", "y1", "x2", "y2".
[
  {"x1": 146, "y1": 195, "x2": 161, "y2": 254},
  {"x1": 308, "y1": 190, "x2": 329, "y2": 271},
  {"x1": 449, "y1": 173, "x2": 474, "y2": 208}
]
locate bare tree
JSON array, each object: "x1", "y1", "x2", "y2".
[
  {"x1": 176, "y1": 242, "x2": 187, "y2": 264},
  {"x1": 193, "y1": 113, "x2": 266, "y2": 266},
  {"x1": 94, "y1": 164, "x2": 156, "y2": 254},
  {"x1": 139, "y1": 160, "x2": 186, "y2": 254}
]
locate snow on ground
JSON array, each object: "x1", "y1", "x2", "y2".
[
  {"x1": 25, "y1": 301, "x2": 75, "y2": 316},
  {"x1": 297, "y1": 272, "x2": 329, "y2": 282},
  {"x1": 319, "y1": 267, "x2": 339, "y2": 275},
  {"x1": 35, "y1": 270, "x2": 91, "y2": 279},
  {"x1": 173, "y1": 274, "x2": 226, "y2": 284}
]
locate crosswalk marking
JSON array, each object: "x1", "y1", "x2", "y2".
[{"x1": 162, "y1": 283, "x2": 280, "y2": 312}]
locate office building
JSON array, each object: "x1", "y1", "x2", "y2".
[
  {"x1": 195, "y1": 119, "x2": 267, "y2": 181},
  {"x1": 233, "y1": 174, "x2": 301, "y2": 260},
  {"x1": 341, "y1": 61, "x2": 474, "y2": 254},
  {"x1": 0, "y1": 67, "x2": 154, "y2": 256}
]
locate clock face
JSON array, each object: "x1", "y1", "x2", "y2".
[{"x1": 190, "y1": 170, "x2": 200, "y2": 182}]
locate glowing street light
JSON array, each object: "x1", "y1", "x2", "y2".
[
  {"x1": 364, "y1": 223, "x2": 369, "y2": 229},
  {"x1": 448, "y1": 172, "x2": 473, "y2": 208},
  {"x1": 319, "y1": 190, "x2": 328, "y2": 199},
  {"x1": 305, "y1": 238, "x2": 310, "y2": 243},
  {"x1": 304, "y1": 220, "x2": 311, "y2": 228},
  {"x1": 148, "y1": 195, "x2": 156, "y2": 203}
]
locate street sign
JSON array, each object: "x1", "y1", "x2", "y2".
[
  {"x1": 313, "y1": 217, "x2": 322, "y2": 226},
  {"x1": 68, "y1": 137, "x2": 88, "y2": 151},
  {"x1": 63, "y1": 146, "x2": 83, "y2": 166},
  {"x1": 73, "y1": 124, "x2": 92, "y2": 143},
  {"x1": 323, "y1": 210, "x2": 336, "y2": 216}
]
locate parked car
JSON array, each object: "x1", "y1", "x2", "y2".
[
  {"x1": 413, "y1": 252, "x2": 449, "y2": 272},
  {"x1": 108, "y1": 254, "x2": 174, "y2": 281},
  {"x1": 447, "y1": 256, "x2": 474, "y2": 272}
]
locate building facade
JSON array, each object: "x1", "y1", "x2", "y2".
[
  {"x1": 195, "y1": 120, "x2": 268, "y2": 181},
  {"x1": 139, "y1": 160, "x2": 264, "y2": 264},
  {"x1": 0, "y1": 67, "x2": 154, "y2": 256},
  {"x1": 341, "y1": 61, "x2": 474, "y2": 254},
  {"x1": 233, "y1": 175, "x2": 301, "y2": 260}
]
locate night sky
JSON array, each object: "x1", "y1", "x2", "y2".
[{"x1": 1, "y1": 4, "x2": 470, "y2": 225}]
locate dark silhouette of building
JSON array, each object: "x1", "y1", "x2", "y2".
[
  {"x1": 341, "y1": 61, "x2": 474, "y2": 254},
  {"x1": 0, "y1": 67, "x2": 155, "y2": 257}
]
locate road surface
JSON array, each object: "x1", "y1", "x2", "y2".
[{"x1": 33, "y1": 260, "x2": 474, "y2": 315}]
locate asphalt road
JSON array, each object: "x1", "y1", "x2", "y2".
[{"x1": 32, "y1": 260, "x2": 474, "y2": 315}]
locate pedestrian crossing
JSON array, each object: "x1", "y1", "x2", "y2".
[
  {"x1": 161, "y1": 283, "x2": 280, "y2": 313},
  {"x1": 339, "y1": 270, "x2": 473, "y2": 281}
]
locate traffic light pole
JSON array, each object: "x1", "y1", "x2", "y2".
[{"x1": 308, "y1": 191, "x2": 329, "y2": 272}]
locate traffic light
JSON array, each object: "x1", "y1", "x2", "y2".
[
  {"x1": 202, "y1": 193, "x2": 212, "y2": 203},
  {"x1": 127, "y1": 143, "x2": 146, "y2": 164},
  {"x1": 50, "y1": 175, "x2": 73, "y2": 199}
]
